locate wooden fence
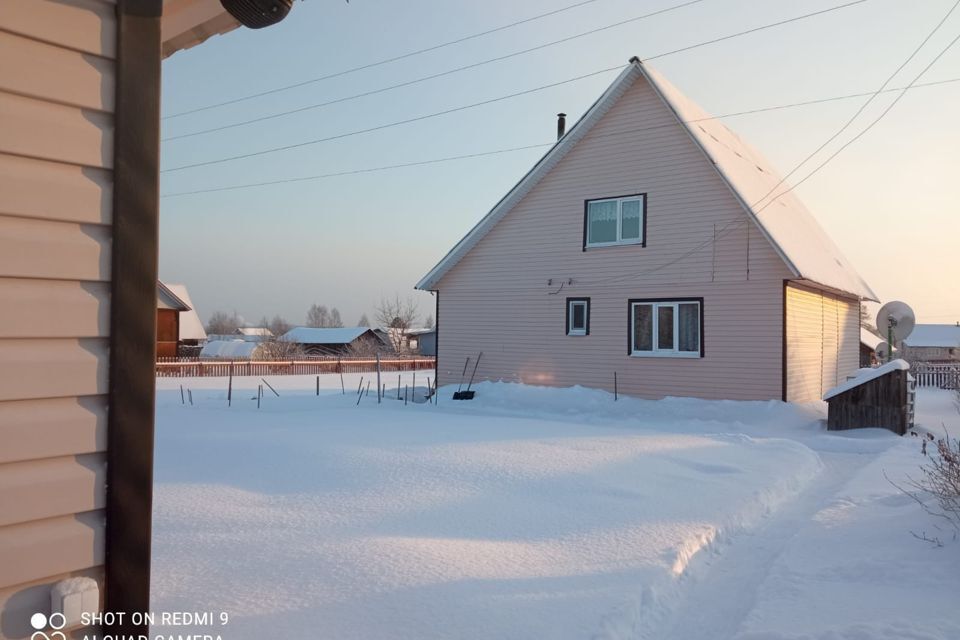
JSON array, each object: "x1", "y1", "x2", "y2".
[
  {"x1": 156, "y1": 356, "x2": 436, "y2": 378},
  {"x1": 911, "y1": 363, "x2": 960, "y2": 390}
]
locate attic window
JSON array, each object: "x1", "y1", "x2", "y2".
[{"x1": 584, "y1": 194, "x2": 646, "y2": 249}]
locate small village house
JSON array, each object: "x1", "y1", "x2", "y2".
[
  {"x1": 165, "y1": 282, "x2": 207, "y2": 348},
  {"x1": 236, "y1": 326, "x2": 273, "y2": 339},
  {"x1": 281, "y1": 327, "x2": 385, "y2": 356},
  {"x1": 417, "y1": 59, "x2": 877, "y2": 402},
  {"x1": 156, "y1": 281, "x2": 191, "y2": 358},
  {"x1": 407, "y1": 328, "x2": 437, "y2": 356},
  {"x1": 901, "y1": 323, "x2": 960, "y2": 363}
]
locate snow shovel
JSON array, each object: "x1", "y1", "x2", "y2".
[
  {"x1": 453, "y1": 352, "x2": 482, "y2": 400},
  {"x1": 452, "y1": 356, "x2": 470, "y2": 398}
]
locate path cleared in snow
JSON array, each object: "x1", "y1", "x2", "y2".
[{"x1": 151, "y1": 376, "x2": 959, "y2": 639}]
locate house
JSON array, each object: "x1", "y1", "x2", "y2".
[
  {"x1": 407, "y1": 328, "x2": 437, "y2": 356},
  {"x1": 0, "y1": 2, "x2": 293, "y2": 638},
  {"x1": 901, "y1": 323, "x2": 960, "y2": 362},
  {"x1": 165, "y1": 283, "x2": 207, "y2": 346},
  {"x1": 281, "y1": 327, "x2": 384, "y2": 356},
  {"x1": 236, "y1": 327, "x2": 273, "y2": 339},
  {"x1": 416, "y1": 59, "x2": 876, "y2": 402},
  {"x1": 156, "y1": 281, "x2": 191, "y2": 358},
  {"x1": 860, "y1": 328, "x2": 883, "y2": 367}
]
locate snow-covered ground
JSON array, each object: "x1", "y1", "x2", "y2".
[{"x1": 152, "y1": 375, "x2": 960, "y2": 639}]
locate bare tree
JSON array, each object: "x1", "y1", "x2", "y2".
[
  {"x1": 306, "y1": 304, "x2": 329, "y2": 328},
  {"x1": 267, "y1": 315, "x2": 292, "y2": 337},
  {"x1": 424, "y1": 314, "x2": 434, "y2": 329},
  {"x1": 358, "y1": 313, "x2": 370, "y2": 327},
  {"x1": 860, "y1": 303, "x2": 877, "y2": 333},
  {"x1": 329, "y1": 307, "x2": 343, "y2": 328},
  {"x1": 343, "y1": 335, "x2": 386, "y2": 358},
  {"x1": 257, "y1": 334, "x2": 304, "y2": 360},
  {"x1": 375, "y1": 295, "x2": 419, "y2": 353},
  {"x1": 206, "y1": 310, "x2": 242, "y2": 335}
]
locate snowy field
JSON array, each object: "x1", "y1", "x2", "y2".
[{"x1": 152, "y1": 374, "x2": 960, "y2": 640}]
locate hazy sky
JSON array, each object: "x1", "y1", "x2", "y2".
[{"x1": 159, "y1": 0, "x2": 960, "y2": 327}]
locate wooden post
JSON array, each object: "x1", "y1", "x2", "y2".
[
  {"x1": 316, "y1": 375, "x2": 319, "y2": 396},
  {"x1": 404, "y1": 385, "x2": 408, "y2": 405},
  {"x1": 614, "y1": 372, "x2": 618, "y2": 401},
  {"x1": 257, "y1": 384, "x2": 261, "y2": 410},
  {"x1": 261, "y1": 378, "x2": 279, "y2": 397},
  {"x1": 188, "y1": 389, "x2": 193, "y2": 405},
  {"x1": 365, "y1": 381, "x2": 371, "y2": 397},
  {"x1": 228, "y1": 362, "x2": 233, "y2": 407},
  {"x1": 340, "y1": 365, "x2": 345, "y2": 395},
  {"x1": 357, "y1": 377, "x2": 364, "y2": 395},
  {"x1": 180, "y1": 385, "x2": 184, "y2": 405},
  {"x1": 376, "y1": 353, "x2": 382, "y2": 404},
  {"x1": 397, "y1": 374, "x2": 401, "y2": 400}
]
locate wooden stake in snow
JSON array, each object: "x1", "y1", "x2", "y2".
[
  {"x1": 376, "y1": 353, "x2": 382, "y2": 404},
  {"x1": 257, "y1": 384, "x2": 262, "y2": 410},
  {"x1": 356, "y1": 385, "x2": 364, "y2": 406},
  {"x1": 365, "y1": 381, "x2": 371, "y2": 397},
  {"x1": 180, "y1": 385, "x2": 185, "y2": 405},
  {"x1": 614, "y1": 372, "x2": 618, "y2": 401},
  {"x1": 261, "y1": 378, "x2": 279, "y2": 397},
  {"x1": 316, "y1": 375, "x2": 319, "y2": 396},
  {"x1": 404, "y1": 385, "x2": 408, "y2": 405},
  {"x1": 188, "y1": 389, "x2": 193, "y2": 405},
  {"x1": 228, "y1": 362, "x2": 233, "y2": 407},
  {"x1": 339, "y1": 363, "x2": 345, "y2": 395},
  {"x1": 426, "y1": 377, "x2": 431, "y2": 402},
  {"x1": 357, "y1": 377, "x2": 364, "y2": 395},
  {"x1": 397, "y1": 374, "x2": 401, "y2": 400}
]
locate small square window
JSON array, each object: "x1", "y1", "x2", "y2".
[{"x1": 566, "y1": 298, "x2": 590, "y2": 336}]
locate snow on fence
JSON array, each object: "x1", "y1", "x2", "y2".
[
  {"x1": 910, "y1": 363, "x2": 960, "y2": 389},
  {"x1": 156, "y1": 356, "x2": 436, "y2": 378}
]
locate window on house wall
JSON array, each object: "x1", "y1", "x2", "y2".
[
  {"x1": 630, "y1": 299, "x2": 702, "y2": 357},
  {"x1": 584, "y1": 194, "x2": 646, "y2": 248},
  {"x1": 566, "y1": 298, "x2": 590, "y2": 336}
]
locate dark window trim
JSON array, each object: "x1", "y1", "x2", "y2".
[
  {"x1": 105, "y1": 1, "x2": 162, "y2": 636},
  {"x1": 582, "y1": 192, "x2": 648, "y2": 251},
  {"x1": 626, "y1": 297, "x2": 704, "y2": 357},
  {"x1": 565, "y1": 297, "x2": 591, "y2": 336}
]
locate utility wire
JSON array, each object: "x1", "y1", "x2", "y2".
[
  {"x1": 753, "y1": 0, "x2": 960, "y2": 209},
  {"x1": 160, "y1": 75, "x2": 960, "y2": 197},
  {"x1": 163, "y1": 0, "x2": 606, "y2": 120},
  {"x1": 163, "y1": 0, "x2": 712, "y2": 142},
  {"x1": 161, "y1": 0, "x2": 870, "y2": 172}
]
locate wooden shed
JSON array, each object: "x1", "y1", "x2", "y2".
[{"x1": 824, "y1": 360, "x2": 915, "y2": 435}]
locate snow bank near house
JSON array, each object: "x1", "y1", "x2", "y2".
[{"x1": 152, "y1": 374, "x2": 822, "y2": 640}]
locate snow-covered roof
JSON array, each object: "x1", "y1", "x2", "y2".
[
  {"x1": 860, "y1": 328, "x2": 883, "y2": 351},
  {"x1": 407, "y1": 328, "x2": 437, "y2": 336},
  {"x1": 157, "y1": 281, "x2": 190, "y2": 311},
  {"x1": 416, "y1": 59, "x2": 876, "y2": 301},
  {"x1": 200, "y1": 340, "x2": 260, "y2": 359},
  {"x1": 902, "y1": 324, "x2": 960, "y2": 348},
  {"x1": 164, "y1": 283, "x2": 207, "y2": 341},
  {"x1": 823, "y1": 359, "x2": 910, "y2": 400},
  {"x1": 237, "y1": 327, "x2": 273, "y2": 337},
  {"x1": 281, "y1": 327, "x2": 373, "y2": 345}
]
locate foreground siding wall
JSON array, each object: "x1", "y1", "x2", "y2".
[
  {"x1": 785, "y1": 283, "x2": 859, "y2": 403},
  {"x1": 435, "y1": 75, "x2": 793, "y2": 401},
  {"x1": 0, "y1": 1, "x2": 114, "y2": 636}
]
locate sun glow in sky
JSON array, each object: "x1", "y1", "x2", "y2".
[{"x1": 159, "y1": 0, "x2": 960, "y2": 326}]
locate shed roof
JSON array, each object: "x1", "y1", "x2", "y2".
[
  {"x1": 164, "y1": 283, "x2": 207, "y2": 341},
  {"x1": 281, "y1": 327, "x2": 374, "y2": 345},
  {"x1": 902, "y1": 324, "x2": 960, "y2": 348},
  {"x1": 237, "y1": 327, "x2": 273, "y2": 337},
  {"x1": 860, "y1": 328, "x2": 883, "y2": 351},
  {"x1": 200, "y1": 340, "x2": 259, "y2": 358},
  {"x1": 823, "y1": 359, "x2": 910, "y2": 400},
  {"x1": 416, "y1": 59, "x2": 876, "y2": 301}
]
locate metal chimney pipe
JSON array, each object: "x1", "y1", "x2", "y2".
[{"x1": 557, "y1": 113, "x2": 567, "y2": 140}]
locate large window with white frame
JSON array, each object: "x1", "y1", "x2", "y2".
[
  {"x1": 566, "y1": 298, "x2": 590, "y2": 336},
  {"x1": 584, "y1": 194, "x2": 646, "y2": 248},
  {"x1": 629, "y1": 299, "x2": 702, "y2": 357}
]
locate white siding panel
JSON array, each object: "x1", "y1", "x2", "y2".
[
  {"x1": 785, "y1": 283, "x2": 861, "y2": 402},
  {"x1": 0, "y1": 0, "x2": 117, "y2": 58},
  {"x1": 0, "y1": 278, "x2": 109, "y2": 338},
  {"x1": 0, "y1": 338, "x2": 108, "y2": 402},
  {"x1": 0, "y1": 454, "x2": 106, "y2": 527},
  {"x1": 0, "y1": 92, "x2": 113, "y2": 168},
  {"x1": 0, "y1": 30, "x2": 114, "y2": 111},
  {"x1": 0, "y1": 216, "x2": 110, "y2": 282},
  {"x1": 0, "y1": 154, "x2": 112, "y2": 224},
  {"x1": 0, "y1": 396, "x2": 107, "y2": 464},
  {"x1": 0, "y1": 512, "x2": 105, "y2": 590},
  {"x1": 435, "y1": 75, "x2": 792, "y2": 400}
]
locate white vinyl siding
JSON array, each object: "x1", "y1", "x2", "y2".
[
  {"x1": 434, "y1": 74, "x2": 791, "y2": 400},
  {"x1": 785, "y1": 283, "x2": 860, "y2": 402},
  {"x1": 0, "y1": 0, "x2": 115, "y2": 631}
]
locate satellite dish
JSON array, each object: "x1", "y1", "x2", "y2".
[
  {"x1": 876, "y1": 301, "x2": 916, "y2": 343},
  {"x1": 875, "y1": 341, "x2": 891, "y2": 361}
]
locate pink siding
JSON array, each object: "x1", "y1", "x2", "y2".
[{"x1": 435, "y1": 75, "x2": 794, "y2": 401}]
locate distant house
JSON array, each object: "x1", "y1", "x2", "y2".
[
  {"x1": 165, "y1": 283, "x2": 207, "y2": 346},
  {"x1": 236, "y1": 327, "x2": 273, "y2": 339},
  {"x1": 901, "y1": 324, "x2": 960, "y2": 362},
  {"x1": 415, "y1": 59, "x2": 877, "y2": 402},
  {"x1": 199, "y1": 340, "x2": 262, "y2": 359},
  {"x1": 156, "y1": 282, "x2": 191, "y2": 358},
  {"x1": 281, "y1": 327, "x2": 384, "y2": 356},
  {"x1": 860, "y1": 328, "x2": 883, "y2": 367},
  {"x1": 407, "y1": 328, "x2": 437, "y2": 356}
]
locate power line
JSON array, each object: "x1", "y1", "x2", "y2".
[
  {"x1": 162, "y1": 0, "x2": 712, "y2": 142},
  {"x1": 753, "y1": 0, "x2": 960, "y2": 210},
  {"x1": 161, "y1": 0, "x2": 870, "y2": 172},
  {"x1": 160, "y1": 75, "x2": 960, "y2": 197},
  {"x1": 163, "y1": 0, "x2": 606, "y2": 120}
]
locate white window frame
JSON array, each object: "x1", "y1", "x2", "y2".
[
  {"x1": 630, "y1": 299, "x2": 701, "y2": 358},
  {"x1": 585, "y1": 194, "x2": 646, "y2": 248},
  {"x1": 566, "y1": 298, "x2": 589, "y2": 336}
]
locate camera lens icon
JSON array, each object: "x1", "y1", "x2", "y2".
[{"x1": 30, "y1": 612, "x2": 66, "y2": 640}]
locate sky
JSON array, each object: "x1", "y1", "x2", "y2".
[{"x1": 159, "y1": 0, "x2": 960, "y2": 328}]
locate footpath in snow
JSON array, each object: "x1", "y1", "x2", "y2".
[{"x1": 151, "y1": 375, "x2": 960, "y2": 639}]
